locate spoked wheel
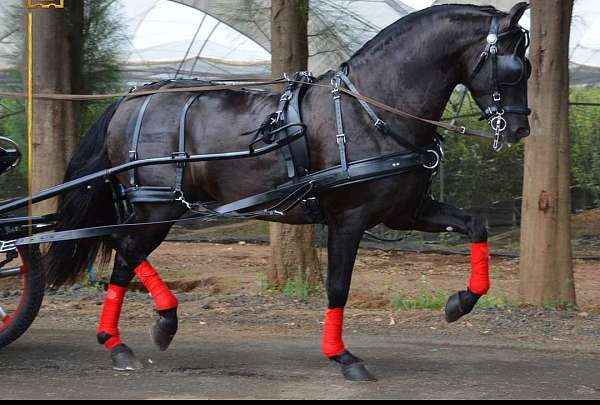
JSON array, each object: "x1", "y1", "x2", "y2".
[{"x1": 0, "y1": 245, "x2": 44, "y2": 349}]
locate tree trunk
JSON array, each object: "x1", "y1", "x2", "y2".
[
  {"x1": 519, "y1": 0, "x2": 575, "y2": 307},
  {"x1": 269, "y1": 0, "x2": 322, "y2": 290},
  {"x1": 29, "y1": 0, "x2": 82, "y2": 215}
]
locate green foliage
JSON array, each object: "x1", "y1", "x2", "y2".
[
  {"x1": 570, "y1": 87, "x2": 600, "y2": 201},
  {"x1": 435, "y1": 88, "x2": 600, "y2": 209},
  {"x1": 391, "y1": 288, "x2": 448, "y2": 311},
  {"x1": 283, "y1": 274, "x2": 311, "y2": 301},
  {"x1": 79, "y1": 0, "x2": 126, "y2": 132},
  {"x1": 391, "y1": 287, "x2": 513, "y2": 311},
  {"x1": 434, "y1": 91, "x2": 525, "y2": 208},
  {"x1": 0, "y1": 0, "x2": 126, "y2": 200}
]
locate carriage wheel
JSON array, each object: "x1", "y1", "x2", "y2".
[{"x1": 0, "y1": 245, "x2": 45, "y2": 349}]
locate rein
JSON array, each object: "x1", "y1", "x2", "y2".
[{"x1": 0, "y1": 77, "x2": 493, "y2": 141}]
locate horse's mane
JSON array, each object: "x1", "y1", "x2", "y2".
[{"x1": 350, "y1": 4, "x2": 507, "y2": 61}]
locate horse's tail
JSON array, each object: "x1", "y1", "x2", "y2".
[{"x1": 45, "y1": 100, "x2": 122, "y2": 287}]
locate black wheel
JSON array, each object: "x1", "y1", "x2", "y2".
[{"x1": 0, "y1": 245, "x2": 45, "y2": 349}]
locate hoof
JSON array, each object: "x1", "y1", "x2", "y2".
[
  {"x1": 151, "y1": 309, "x2": 178, "y2": 352},
  {"x1": 330, "y1": 351, "x2": 378, "y2": 382},
  {"x1": 151, "y1": 321, "x2": 175, "y2": 352},
  {"x1": 445, "y1": 290, "x2": 480, "y2": 323},
  {"x1": 111, "y1": 344, "x2": 144, "y2": 371},
  {"x1": 342, "y1": 362, "x2": 377, "y2": 382}
]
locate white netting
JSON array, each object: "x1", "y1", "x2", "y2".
[{"x1": 0, "y1": 0, "x2": 599, "y2": 85}]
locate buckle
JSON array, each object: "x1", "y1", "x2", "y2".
[
  {"x1": 0, "y1": 240, "x2": 17, "y2": 253},
  {"x1": 128, "y1": 150, "x2": 137, "y2": 161},
  {"x1": 172, "y1": 152, "x2": 189, "y2": 166},
  {"x1": 336, "y1": 134, "x2": 346, "y2": 145},
  {"x1": 375, "y1": 119, "x2": 386, "y2": 130},
  {"x1": 280, "y1": 91, "x2": 292, "y2": 103},
  {"x1": 493, "y1": 92, "x2": 502, "y2": 102}
]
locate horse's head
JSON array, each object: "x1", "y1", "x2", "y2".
[{"x1": 463, "y1": 3, "x2": 531, "y2": 150}]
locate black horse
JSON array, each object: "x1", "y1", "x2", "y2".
[{"x1": 46, "y1": 3, "x2": 531, "y2": 381}]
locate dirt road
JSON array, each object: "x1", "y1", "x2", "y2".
[
  {"x1": 2, "y1": 324, "x2": 600, "y2": 400},
  {"x1": 2, "y1": 242, "x2": 600, "y2": 399}
]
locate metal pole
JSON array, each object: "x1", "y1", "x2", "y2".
[{"x1": 175, "y1": 13, "x2": 207, "y2": 78}]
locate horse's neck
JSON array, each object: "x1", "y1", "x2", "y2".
[{"x1": 341, "y1": 12, "x2": 478, "y2": 144}]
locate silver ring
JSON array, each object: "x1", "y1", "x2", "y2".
[
  {"x1": 490, "y1": 115, "x2": 507, "y2": 133},
  {"x1": 0, "y1": 136, "x2": 22, "y2": 173},
  {"x1": 423, "y1": 150, "x2": 440, "y2": 170}
]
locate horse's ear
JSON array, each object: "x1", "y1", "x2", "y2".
[{"x1": 506, "y1": 2, "x2": 530, "y2": 28}]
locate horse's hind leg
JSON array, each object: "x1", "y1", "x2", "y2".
[
  {"x1": 97, "y1": 254, "x2": 144, "y2": 371},
  {"x1": 98, "y1": 209, "x2": 181, "y2": 370},
  {"x1": 402, "y1": 199, "x2": 489, "y2": 323}
]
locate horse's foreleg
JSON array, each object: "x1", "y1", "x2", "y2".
[
  {"x1": 97, "y1": 255, "x2": 143, "y2": 371},
  {"x1": 410, "y1": 199, "x2": 489, "y2": 323},
  {"x1": 324, "y1": 220, "x2": 377, "y2": 382}
]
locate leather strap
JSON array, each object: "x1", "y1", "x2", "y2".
[
  {"x1": 129, "y1": 95, "x2": 154, "y2": 187},
  {"x1": 14, "y1": 148, "x2": 440, "y2": 247},
  {"x1": 332, "y1": 75, "x2": 349, "y2": 174},
  {"x1": 175, "y1": 95, "x2": 199, "y2": 196}
]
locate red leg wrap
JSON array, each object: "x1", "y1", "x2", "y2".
[
  {"x1": 97, "y1": 285, "x2": 126, "y2": 350},
  {"x1": 134, "y1": 261, "x2": 178, "y2": 311},
  {"x1": 469, "y1": 242, "x2": 490, "y2": 295},
  {"x1": 322, "y1": 308, "x2": 346, "y2": 358}
]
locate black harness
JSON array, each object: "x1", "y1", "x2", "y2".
[
  {"x1": 9, "y1": 18, "x2": 533, "y2": 247},
  {"x1": 119, "y1": 70, "x2": 441, "y2": 224}
]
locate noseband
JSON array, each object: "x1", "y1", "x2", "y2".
[{"x1": 470, "y1": 16, "x2": 532, "y2": 151}]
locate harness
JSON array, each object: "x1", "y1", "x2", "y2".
[
  {"x1": 7, "y1": 15, "x2": 532, "y2": 247},
  {"x1": 118, "y1": 69, "x2": 442, "y2": 224}
]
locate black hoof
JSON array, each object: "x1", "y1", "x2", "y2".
[
  {"x1": 151, "y1": 309, "x2": 178, "y2": 352},
  {"x1": 111, "y1": 344, "x2": 144, "y2": 371},
  {"x1": 151, "y1": 322, "x2": 175, "y2": 352},
  {"x1": 330, "y1": 351, "x2": 377, "y2": 382},
  {"x1": 445, "y1": 290, "x2": 480, "y2": 323},
  {"x1": 342, "y1": 362, "x2": 377, "y2": 382}
]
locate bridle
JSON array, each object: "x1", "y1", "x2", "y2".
[{"x1": 470, "y1": 16, "x2": 532, "y2": 151}]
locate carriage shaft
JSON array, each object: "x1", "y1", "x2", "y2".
[
  {"x1": 0, "y1": 268, "x2": 21, "y2": 279},
  {"x1": 0, "y1": 136, "x2": 301, "y2": 216}
]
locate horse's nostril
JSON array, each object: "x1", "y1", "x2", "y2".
[{"x1": 516, "y1": 128, "x2": 530, "y2": 138}]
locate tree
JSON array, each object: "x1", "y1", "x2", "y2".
[
  {"x1": 29, "y1": 0, "x2": 83, "y2": 214},
  {"x1": 268, "y1": 0, "x2": 323, "y2": 291},
  {"x1": 519, "y1": 0, "x2": 576, "y2": 307}
]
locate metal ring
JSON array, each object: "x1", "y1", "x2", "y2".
[
  {"x1": 0, "y1": 136, "x2": 22, "y2": 174},
  {"x1": 173, "y1": 190, "x2": 184, "y2": 201},
  {"x1": 423, "y1": 150, "x2": 440, "y2": 170},
  {"x1": 490, "y1": 115, "x2": 507, "y2": 133}
]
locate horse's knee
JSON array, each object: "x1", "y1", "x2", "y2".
[{"x1": 467, "y1": 216, "x2": 488, "y2": 243}]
